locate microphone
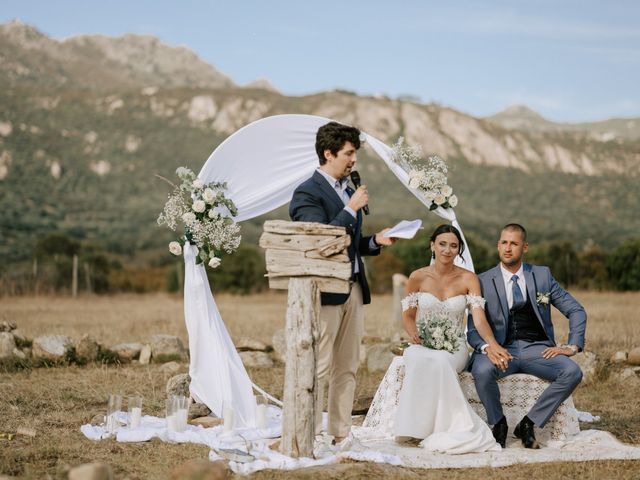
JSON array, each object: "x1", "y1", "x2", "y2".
[{"x1": 349, "y1": 171, "x2": 369, "y2": 215}]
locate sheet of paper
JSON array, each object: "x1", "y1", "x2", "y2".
[{"x1": 383, "y1": 219, "x2": 423, "y2": 239}]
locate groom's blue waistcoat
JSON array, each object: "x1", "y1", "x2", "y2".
[
  {"x1": 289, "y1": 170, "x2": 380, "y2": 306},
  {"x1": 467, "y1": 263, "x2": 587, "y2": 352}
]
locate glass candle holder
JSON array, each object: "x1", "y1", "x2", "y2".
[
  {"x1": 222, "y1": 401, "x2": 235, "y2": 433},
  {"x1": 127, "y1": 396, "x2": 143, "y2": 429},
  {"x1": 106, "y1": 394, "x2": 122, "y2": 434}
]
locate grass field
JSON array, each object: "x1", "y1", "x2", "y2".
[{"x1": 1, "y1": 291, "x2": 639, "y2": 479}]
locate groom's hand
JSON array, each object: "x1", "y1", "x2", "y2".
[{"x1": 542, "y1": 346, "x2": 576, "y2": 359}]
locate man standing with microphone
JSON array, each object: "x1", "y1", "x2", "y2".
[{"x1": 289, "y1": 121, "x2": 396, "y2": 452}]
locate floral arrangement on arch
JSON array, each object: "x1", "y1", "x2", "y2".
[
  {"x1": 157, "y1": 167, "x2": 241, "y2": 268},
  {"x1": 390, "y1": 137, "x2": 458, "y2": 210}
]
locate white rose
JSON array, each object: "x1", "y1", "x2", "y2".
[
  {"x1": 168, "y1": 241, "x2": 182, "y2": 256},
  {"x1": 192, "y1": 200, "x2": 206, "y2": 213},
  {"x1": 424, "y1": 191, "x2": 436, "y2": 201},
  {"x1": 441, "y1": 185, "x2": 453, "y2": 197},
  {"x1": 434, "y1": 194, "x2": 446, "y2": 205},
  {"x1": 208, "y1": 256, "x2": 221, "y2": 268},
  {"x1": 208, "y1": 209, "x2": 219, "y2": 219},
  {"x1": 202, "y1": 188, "x2": 215, "y2": 204},
  {"x1": 192, "y1": 178, "x2": 204, "y2": 189},
  {"x1": 448, "y1": 194, "x2": 458, "y2": 208},
  {"x1": 182, "y1": 212, "x2": 196, "y2": 224}
]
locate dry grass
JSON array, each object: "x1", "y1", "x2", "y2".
[{"x1": 1, "y1": 291, "x2": 639, "y2": 479}]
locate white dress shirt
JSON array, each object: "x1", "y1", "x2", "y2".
[
  {"x1": 316, "y1": 168, "x2": 379, "y2": 275},
  {"x1": 481, "y1": 263, "x2": 527, "y2": 354}
]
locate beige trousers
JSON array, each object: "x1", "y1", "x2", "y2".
[{"x1": 316, "y1": 283, "x2": 364, "y2": 438}]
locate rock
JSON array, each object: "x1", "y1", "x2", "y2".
[
  {"x1": 391, "y1": 342, "x2": 407, "y2": 356},
  {"x1": 150, "y1": 334, "x2": 188, "y2": 362},
  {"x1": 0, "y1": 321, "x2": 16, "y2": 332},
  {"x1": 235, "y1": 337, "x2": 268, "y2": 352},
  {"x1": 0, "y1": 332, "x2": 17, "y2": 359},
  {"x1": 362, "y1": 335, "x2": 385, "y2": 345},
  {"x1": 111, "y1": 343, "x2": 144, "y2": 362},
  {"x1": 611, "y1": 351, "x2": 628, "y2": 364},
  {"x1": 68, "y1": 462, "x2": 114, "y2": 480},
  {"x1": 32, "y1": 335, "x2": 73, "y2": 362},
  {"x1": 239, "y1": 351, "x2": 274, "y2": 368},
  {"x1": 170, "y1": 459, "x2": 229, "y2": 480},
  {"x1": 271, "y1": 329, "x2": 287, "y2": 363},
  {"x1": 359, "y1": 344, "x2": 367, "y2": 367},
  {"x1": 628, "y1": 347, "x2": 640, "y2": 366},
  {"x1": 159, "y1": 361, "x2": 183, "y2": 375},
  {"x1": 10, "y1": 328, "x2": 28, "y2": 347},
  {"x1": 90, "y1": 413, "x2": 105, "y2": 426},
  {"x1": 12, "y1": 348, "x2": 26, "y2": 360},
  {"x1": 352, "y1": 396, "x2": 373, "y2": 415},
  {"x1": 572, "y1": 351, "x2": 597, "y2": 381},
  {"x1": 190, "y1": 416, "x2": 223, "y2": 428},
  {"x1": 189, "y1": 402, "x2": 211, "y2": 420},
  {"x1": 75, "y1": 334, "x2": 100, "y2": 362},
  {"x1": 22, "y1": 347, "x2": 32, "y2": 358},
  {"x1": 616, "y1": 368, "x2": 640, "y2": 385},
  {"x1": 138, "y1": 344, "x2": 152, "y2": 365},
  {"x1": 366, "y1": 343, "x2": 395, "y2": 373},
  {"x1": 166, "y1": 373, "x2": 190, "y2": 397}
]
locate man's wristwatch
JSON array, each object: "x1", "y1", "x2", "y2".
[{"x1": 560, "y1": 344, "x2": 579, "y2": 355}]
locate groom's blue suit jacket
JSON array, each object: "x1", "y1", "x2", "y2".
[
  {"x1": 289, "y1": 170, "x2": 380, "y2": 306},
  {"x1": 467, "y1": 263, "x2": 587, "y2": 352}
]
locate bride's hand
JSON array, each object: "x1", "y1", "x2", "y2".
[
  {"x1": 486, "y1": 344, "x2": 512, "y2": 372},
  {"x1": 407, "y1": 327, "x2": 421, "y2": 345}
]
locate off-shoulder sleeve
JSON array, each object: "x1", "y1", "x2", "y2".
[
  {"x1": 401, "y1": 292, "x2": 420, "y2": 312},
  {"x1": 466, "y1": 294, "x2": 486, "y2": 310}
]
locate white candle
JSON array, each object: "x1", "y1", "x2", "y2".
[
  {"x1": 256, "y1": 404, "x2": 267, "y2": 429},
  {"x1": 176, "y1": 408, "x2": 188, "y2": 432},
  {"x1": 166, "y1": 414, "x2": 178, "y2": 431},
  {"x1": 129, "y1": 407, "x2": 142, "y2": 429},
  {"x1": 223, "y1": 406, "x2": 235, "y2": 433}
]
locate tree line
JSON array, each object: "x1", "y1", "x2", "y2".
[{"x1": 1, "y1": 232, "x2": 639, "y2": 296}]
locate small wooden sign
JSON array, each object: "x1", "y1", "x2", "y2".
[{"x1": 260, "y1": 220, "x2": 351, "y2": 294}]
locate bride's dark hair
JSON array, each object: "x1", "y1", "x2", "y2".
[{"x1": 430, "y1": 224, "x2": 465, "y2": 259}]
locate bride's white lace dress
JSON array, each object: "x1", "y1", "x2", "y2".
[{"x1": 364, "y1": 292, "x2": 499, "y2": 454}]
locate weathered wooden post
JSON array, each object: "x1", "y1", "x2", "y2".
[
  {"x1": 260, "y1": 220, "x2": 351, "y2": 458},
  {"x1": 392, "y1": 273, "x2": 408, "y2": 335}
]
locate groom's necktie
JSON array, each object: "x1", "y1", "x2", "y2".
[{"x1": 511, "y1": 274, "x2": 526, "y2": 311}]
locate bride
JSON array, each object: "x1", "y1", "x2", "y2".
[{"x1": 393, "y1": 224, "x2": 512, "y2": 453}]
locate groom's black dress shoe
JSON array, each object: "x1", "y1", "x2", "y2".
[
  {"x1": 492, "y1": 417, "x2": 508, "y2": 448},
  {"x1": 514, "y1": 416, "x2": 540, "y2": 449}
]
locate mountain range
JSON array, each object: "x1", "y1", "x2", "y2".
[{"x1": 1, "y1": 20, "x2": 638, "y2": 265}]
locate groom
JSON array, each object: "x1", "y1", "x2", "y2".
[
  {"x1": 289, "y1": 121, "x2": 395, "y2": 448},
  {"x1": 467, "y1": 223, "x2": 587, "y2": 449}
]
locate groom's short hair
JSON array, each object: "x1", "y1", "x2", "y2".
[
  {"x1": 501, "y1": 223, "x2": 527, "y2": 241},
  {"x1": 315, "y1": 122, "x2": 361, "y2": 165}
]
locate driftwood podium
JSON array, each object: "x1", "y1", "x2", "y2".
[{"x1": 260, "y1": 220, "x2": 351, "y2": 458}]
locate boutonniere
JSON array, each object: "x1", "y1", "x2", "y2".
[{"x1": 536, "y1": 291, "x2": 550, "y2": 306}]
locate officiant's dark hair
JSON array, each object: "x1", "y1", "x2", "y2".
[
  {"x1": 501, "y1": 223, "x2": 527, "y2": 242},
  {"x1": 315, "y1": 122, "x2": 361, "y2": 165},
  {"x1": 430, "y1": 224, "x2": 465, "y2": 259}
]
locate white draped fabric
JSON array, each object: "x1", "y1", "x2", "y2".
[{"x1": 185, "y1": 114, "x2": 475, "y2": 427}]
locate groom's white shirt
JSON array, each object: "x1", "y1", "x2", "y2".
[
  {"x1": 499, "y1": 263, "x2": 526, "y2": 309},
  {"x1": 481, "y1": 263, "x2": 526, "y2": 353}
]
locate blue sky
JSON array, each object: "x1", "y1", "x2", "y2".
[{"x1": 2, "y1": 0, "x2": 639, "y2": 122}]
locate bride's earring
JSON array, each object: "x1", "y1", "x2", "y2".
[{"x1": 431, "y1": 251, "x2": 435, "y2": 260}]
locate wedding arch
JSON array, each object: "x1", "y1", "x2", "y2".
[{"x1": 185, "y1": 114, "x2": 474, "y2": 428}]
